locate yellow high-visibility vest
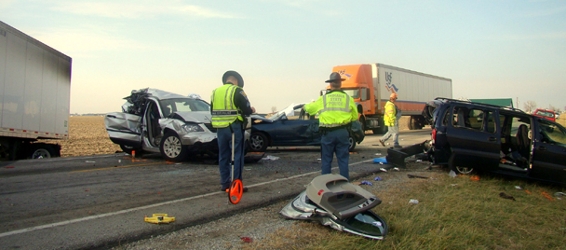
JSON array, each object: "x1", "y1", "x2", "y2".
[
  {"x1": 211, "y1": 84, "x2": 243, "y2": 128},
  {"x1": 304, "y1": 91, "x2": 357, "y2": 127},
  {"x1": 384, "y1": 101, "x2": 396, "y2": 126}
]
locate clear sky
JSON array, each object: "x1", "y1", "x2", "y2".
[{"x1": 2, "y1": 0, "x2": 565, "y2": 114}]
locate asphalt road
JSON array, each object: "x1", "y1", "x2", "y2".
[{"x1": 0, "y1": 129, "x2": 431, "y2": 250}]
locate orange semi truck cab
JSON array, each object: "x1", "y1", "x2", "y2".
[{"x1": 328, "y1": 64, "x2": 452, "y2": 134}]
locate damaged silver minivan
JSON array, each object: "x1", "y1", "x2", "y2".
[{"x1": 105, "y1": 88, "x2": 221, "y2": 161}]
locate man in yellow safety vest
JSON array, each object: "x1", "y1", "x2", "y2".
[
  {"x1": 304, "y1": 72, "x2": 358, "y2": 180},
  {"x1": 211, "y1": 70, "x2": 255, "y2": 192},
  {"x1": 379, "y1": 92, "x2": 401, "y2": 148}
]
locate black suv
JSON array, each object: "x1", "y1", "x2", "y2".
[{"x1": 423, "y1": 98, "x2": 566, "y2": 186}]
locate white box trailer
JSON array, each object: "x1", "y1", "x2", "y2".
[
  {"x1": 372, "y1": 63, "x2": 453, "y2": 115},
  {"x1": 331, "y1": 63, "x2": 452, "y2": 133},
  {"x1": 0, "y1": 21, "x2": 72, "y2": 160}
]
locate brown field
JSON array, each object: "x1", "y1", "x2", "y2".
[
  {"x1": 53, "y1": 116, "x2": 121, "y2": 157},
  {"x1": 53, "y1": 114, "x2": 565, "y2": 158}
]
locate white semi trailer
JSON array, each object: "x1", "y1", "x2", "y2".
[{"x1": 0, "y1": 21, "x2": 72, "y2": 160}]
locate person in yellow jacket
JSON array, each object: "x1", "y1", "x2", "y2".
[
  {"x1": 211, "y1": 70, "x2": 255, "y2": 192},
  {"x1": 304, "y1": 72, "x2": 358, "y2": 180},
  {"x1": 379, "y1": 92, "x2": 402, "y2": 148}
]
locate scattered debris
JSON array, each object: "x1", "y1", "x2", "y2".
[
  {"x1": 240, "y1": 236, "x2": 253, "y2": 243},
  {"x1": 525, "y1": 189, "x2": 532, "y2": 194},
  {"x1": 85, "y1": 160, "x2": 95, "y2": 164},
  {"x1": 450, "y1": 184, "x2": 458, "y2": 187},
  {"x1": 360, "y1": 181, "x2": 373, "y2": 186},
  {"x1": 393, "y1": 167, "x2": 399, "y2": 171},
  {"x1": 373, "y1": 157, "x2": 387, "y2": 164},
  {"x1": 554, "y1": 192, "x2": 566, "y2": 197},
  {"x1": 375, "y1": 153, "x2": 382, "y2": 156},
  {"x1": 448, "y1": 170, "x2": 457, "y2": 178},
  {"x1": 499, "y1": 192, "x2": 516, "y2": 201},
  {"x1": 470, "y1": 175, "x2": 480, "y2": 181},
  {"x1": 541, "y1": 191, "x2": 554, "y2": 201},
  {"x1": 374, "y1": 176, "x2": 382, "y2": 181},
  {"x1": 379, "y1": 168, "x2": 388, "y2": 172},
  {"x1": 407, "y1": 174, "x2": 429, "y2": 179},
  {"x1": 408, "y1": 199, "x2": 419, "y2": 204},
  {"x1": 261, "y1": 155, "x2": 280, "y2": 161},
  {"x1": 514, "y1": 186, "x2": 522, "y2": 190}
]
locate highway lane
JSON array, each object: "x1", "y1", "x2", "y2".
[{"x1": 0, "y1": 129, "x2": 431, "y2": 249}]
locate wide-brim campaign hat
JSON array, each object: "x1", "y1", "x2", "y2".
[
  {"x1": 325, "y1": 72, "x2": 345, "y2": 83},
  {"x1": 222, "y1": 70, "x2": 244, "y2": 88}
]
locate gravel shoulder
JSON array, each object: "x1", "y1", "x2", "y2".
[{"x1": 112, "y1": 160, "x2": 440, "y2": 250}]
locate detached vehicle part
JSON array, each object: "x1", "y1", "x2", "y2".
[{"x1": 280, "y1": 174, "x2": 388, "y2": 240}]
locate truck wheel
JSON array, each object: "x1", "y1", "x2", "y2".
[
  {"x1": 373, "y1": 124, "x2": 387, "y2": 135},
  {"x1": 348, "y1": 135, "x2": 356, "y2": 151},
  {"x1": 29, "y1": 144, "x2": 57, "y2": 159},
  {"x1": 248, "y1": 132, "x2": 268, "y2": 152},
  {"x1": 409, "y1": 116, "x2": 423, "y2": 130},
  {"x1": 160, "y1": 131, "x2": 188, "y2": 162}
]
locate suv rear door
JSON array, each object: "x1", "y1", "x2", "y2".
[{"x1": 446, "y1": 105, "x2": 501, "y2": 170}]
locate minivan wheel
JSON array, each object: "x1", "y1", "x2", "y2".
[
  {"x1": 160, "y1": 132, "x2": 188, "y2": 162},
  {"x1": 448, "y1": 153, "x2": 474, "y2": 175}
]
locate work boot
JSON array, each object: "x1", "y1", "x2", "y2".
[{"x1": 379, "y1": 139, "x2": 385, "y2": 147}]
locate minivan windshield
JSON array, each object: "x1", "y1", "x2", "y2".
[{"x1": 159, "y1": 98, "x2": 210, "y2": 116}]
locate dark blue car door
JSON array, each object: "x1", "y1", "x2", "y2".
[
  {"x1": 272, "y1": 119, "x2": 315, "y2": 144},
  {"x1": 530, "y1": 119, "x2": 566, "y2": 184}
]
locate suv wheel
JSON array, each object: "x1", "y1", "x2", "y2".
[{"x1": 449, "y1": 154, "x2": 474, "y2": 175}]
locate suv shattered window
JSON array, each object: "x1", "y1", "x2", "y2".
[
  {"x1": 451, "y1": 106, "x2": 495, "y2": 133},
  {"x1": 538, "y1": 120, "x2": 566, "y2": 145}
]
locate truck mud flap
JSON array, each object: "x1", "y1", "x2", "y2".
[{"x1": 385, "y1": 141, "x2": 428, "y2": 168}]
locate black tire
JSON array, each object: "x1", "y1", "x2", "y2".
[
  {"x1": 29, "y1": 144, "x2": 57, "y2": 159},
  {"x1": 409, "y1": 116, "x2": 422, "y2": 130},
  {"x1": 359, "y1": 117, "x2": 366, "y2": 133},
  {"x1": 160, "y1": 132, "x2": 188, "y2": 162},
  {"x1": 348, "y1": 135, "x2": 356, "y2": 151},
  {"x1": 448, "y1": 153, "x2": 474, "y2": 175},
  {"x1": 248, "y1": 132, "x2": 268, "y2": 152},
  {"x1": 409, "y1": 117, "x2": 415, "y2": 130}
]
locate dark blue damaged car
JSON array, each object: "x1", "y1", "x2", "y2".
[{"x1": 247, "y1": 104, "x2": 365, "y2": 152}]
